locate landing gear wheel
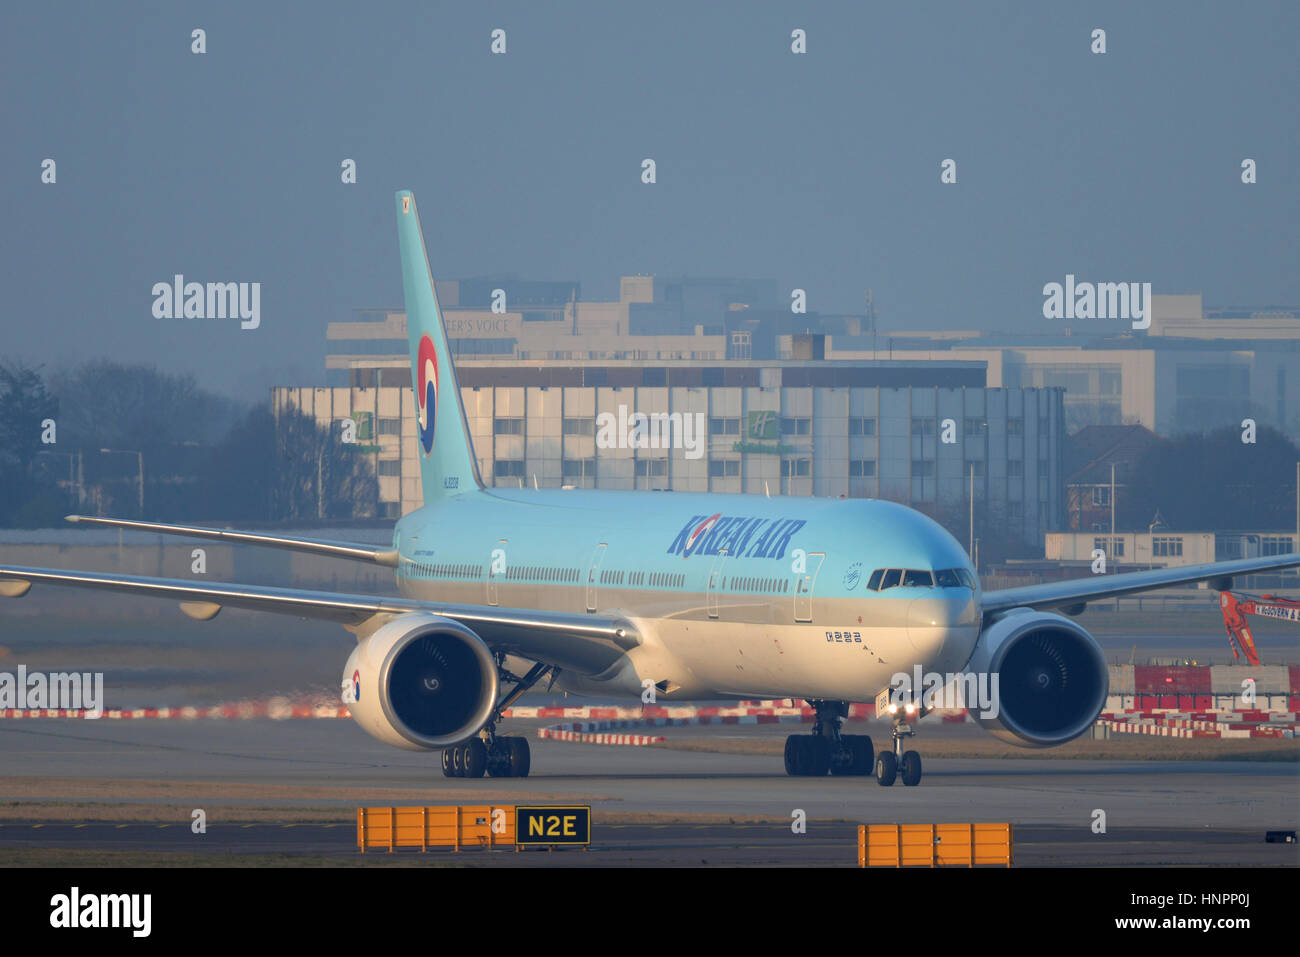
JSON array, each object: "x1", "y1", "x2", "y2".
[
  {"x1": 875, "y1": 751, "x2": 898, "y2": 786},
  {"x1": 831, "y1": 734, "x2": 866, "y2": 776},
  {"x1": 485, "y1": 737, "x2": 512, "y2": 777},
  {"x1": 443, "y1": 745, "x2": 468, "y2": 777},
  {"x1": 462, "y1": 738, "x2": 487, "y2": 778},
  {"x1": 507, "y1": 737, "x2": 531, "y2": 778},
  {"x1": 784, "y1": 735, "x2": 803, "y2": 776},
  {"x1": 784, "y1": 735, "x2": 832, "y2": 776},
  {"x1": 848, "y1": 735, "x2": 874, "y2": 776},
  {"x1": 786, "y1": 703, "x2": 861, "y2": 777},
  {"x1": 900, "y1": 750, "x2": 922, "y2": 787},
  {"x1": 805, "y1": 736, "x2": 831, "y2": 776},
  {"x1": 826, "y1": 738, "x2": 857, "y2": 774},
  {"x1": 829, "y1": 747, "x2": 853, "y2": 776},
  {"x1": 472, "y1": 660, "x2": 553, "y2": 780}
]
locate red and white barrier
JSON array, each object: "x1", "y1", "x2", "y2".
[
  {"x1": 0, "y1": 702, "x2": 351, "y2": 720},
  {"x1": 0, "y1": 697, "x2": 879, "y2": 721},
  {"x1": 1098, "y1": 718, "x2": 1295, "y2": 739},
  {"x1": 537, "y1": 723, "x2": 666, "y2": 746}
]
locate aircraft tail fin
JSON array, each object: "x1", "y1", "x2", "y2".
[{"x1": 395, "y1": 190, "x2": 484, "y2": 502}]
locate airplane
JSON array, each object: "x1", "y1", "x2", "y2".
[{"x1": 4, "y1": 190, "x2": 1298, "y2": 786}]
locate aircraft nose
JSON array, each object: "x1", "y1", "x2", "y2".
[{"x1": 906, "y1": 594, "x2": 979, "y2": 671}]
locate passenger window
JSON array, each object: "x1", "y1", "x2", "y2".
[
  {"x1": 867, "y1": 569, "x2": 884, "y2": 591},
  {"x1": 902, "y1": 569, "x2": 933, "y2": 587},
  {"x1": 880, "y1": 569, "x2": 901, "y2": 590}
]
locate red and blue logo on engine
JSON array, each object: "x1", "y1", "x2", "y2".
[
  {"x1": 416, "y1": 334, "x2": 439, "y2": 455},
  {"x1": 352, "y1": 669, "x2": 361, "y2": 702}
]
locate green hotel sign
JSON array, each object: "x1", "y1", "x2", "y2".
[
  {"x1": 747, "y1": 411, "x2": 779, "y2": 440},
  {"x1": 734, "y1": 410, "x2": 793, "y2": 454}
]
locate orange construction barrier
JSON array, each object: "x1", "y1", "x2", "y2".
[
  {"x1": 356, "y1": 805, "x2": 515, "y2": 853},
  {"x1": 858, "y1": 823, "x2": 1013, "y2": 867}
]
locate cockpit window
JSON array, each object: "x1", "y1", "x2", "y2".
[
  {"x1": 931, "y1": 567, "x2": 978, "y2": 589},
  {"x1": 868, "y1": 567, "x2": 976, "y2": 591}
]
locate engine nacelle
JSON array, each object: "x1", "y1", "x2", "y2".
[
  {"x1": 963, "y1": 610, "x2": 1108, "y2": 748},
  {"x1": 341, "y1": 613, "x2": 498, "y2": 751}
]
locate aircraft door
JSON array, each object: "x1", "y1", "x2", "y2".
[
  {"x1": 793, "y1": 552, "x2": 826, "y2": 623},
  {"x1": 706, "y1": 549, "x2": 728, "y2": 619},
  {"x1": 486, "y1": 538, "x2": 507, "y2": 606},
  {"x1": 585, "y1": 543, "x2": 607, "y2": 613}
]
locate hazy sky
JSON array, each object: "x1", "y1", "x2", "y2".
[{"x1": 3, "y1": 1, "x2": 1297, "y2": 398}]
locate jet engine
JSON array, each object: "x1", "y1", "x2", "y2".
[
  {"x1": 341, "y1": 613, "x2": 498, "y2": 751},
  {"x1": 963, "y1": 610, "x2": 1108, "y2": 748}
]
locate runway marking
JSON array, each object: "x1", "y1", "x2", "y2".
[
  {"x1": 602, "y1": 823, "x2": 788, "y2": 829},
  {"x1": 0, "y1": 724, "x2": 390, "y2": 769}
]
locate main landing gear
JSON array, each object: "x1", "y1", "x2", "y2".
[
  {"x1": 442, "y1": 736, "x2": 529, "y2": 779},
  {"x1": 873, "y1": 707, "x2": 923, "y2": 787},
  {"x1": 441, "y1": 659, "x2": 555, "y2": 779},
  {"x1": 783, "y1": 700, "x2": 874, "y2": 777},
  {"x1": 782, "y1": 699, "x2": 924, "y2": 786}
]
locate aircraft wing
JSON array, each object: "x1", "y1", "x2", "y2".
[
  {"x1": 981, "y1": 552, "x2": 1300, "y2": 616},
  {"x1": 64, "y1": 515, "x2": 400, "y2": 567},
  {"x1": 0, "y1": 564, "x2": 635, "y2": 675}
]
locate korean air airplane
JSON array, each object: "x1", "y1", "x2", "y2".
[{"x1": 3, "y1": 191, "x2": 1298, "y2": 786}]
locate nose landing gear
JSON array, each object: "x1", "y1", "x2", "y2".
[{"x1": 874, "y1": 710, "x2": 923, "y2": 787}]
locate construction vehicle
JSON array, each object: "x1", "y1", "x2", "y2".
[{"x1": 1217, "y1": 591, "x2": 1300, "y2": 666}]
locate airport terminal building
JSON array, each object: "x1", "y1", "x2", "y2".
[
  {"x1": 273, "y1": 284, "x2": 1066, "y2": 545},
  {"x1": 820, "y1": 296, "x2": 1300, "y2": 438}
]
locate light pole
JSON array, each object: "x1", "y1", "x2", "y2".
[
  {"x1": 1110, "y1": 463, "x2": 1116, "y2": 573},
  {"x1": 967, "y1": 420, "x2": 988, "y2": 563},
  {"x1": 36, "y1": 450, "x2": 84, "y2": 507},
  {"x1": 99, "y1": 448, "x2": 143, "y2": 516}
]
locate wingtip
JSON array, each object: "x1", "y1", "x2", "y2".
[{"x1": 65, "y1": 514, "x2": 83, "y2": 524}]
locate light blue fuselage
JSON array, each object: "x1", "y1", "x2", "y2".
[{"x1": 391, "y1": 489, "x2": 982, "y2": 702}]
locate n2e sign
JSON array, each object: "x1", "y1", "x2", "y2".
[{"x1": 515, "y1": 805, "x2": 591, "y2": 845}]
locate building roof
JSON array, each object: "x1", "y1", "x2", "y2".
[{"x1": 1064, "y1": 424, "x2": 1161, "y2": 485}]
